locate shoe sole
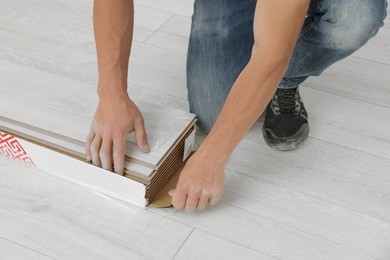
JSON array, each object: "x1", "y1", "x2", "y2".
[{"x1": 262, "y1": 123, "x2": 309, "y2": 151}]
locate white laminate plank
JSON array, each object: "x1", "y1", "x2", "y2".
[
  {"x1": 295, "y1": 86, "x2": 390, "y2": 159},
  {"x1": 0, "y1": 6, "x2": 187, "y2": 99},
  {"x1": 0, "y1": 237, "x2": 53, "y2": 260},
  {"x1": 0, "y1": 156, "x2": 192, "y2": 260},
  {"x1": 222, "y1": 168, "x2": 390, "y2": 259},
  {"x1": 0, "y1": 1, "x2": 173, "y2": 43},
  {"x1": 135, "y1": 0, "x2": 194, "y2": 17},
  {"x1": 0, "y1": 60, "x2": 195, "y2": 168},
  {"x1": 148, "y1": 136, "x2": 390, "y2": 260},
  {"x1": 230, "y1": 126, "x2": 390, "y2": 221},
  {"x1": 174, "y1": 230, "x2": 274, "y2": 260},
  {"x1": 0, "y1": 4, "x2": 99, "y2": 83},
  {"x1": 352, "y1": 27, "x2": 390, "y2": 65},
  {"x1": 304, "y1": 56, "x2": 390, "y2": 108},
  {"x1": 149, "y1": 204, "x2": 378, "y2": 260},
  {"x1": 0, "y1": 0, "x2": 93, "y2": 27}
]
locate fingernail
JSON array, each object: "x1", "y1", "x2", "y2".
[{"x1": 143, "y1": 144, "x2": 150, "y2": 153}]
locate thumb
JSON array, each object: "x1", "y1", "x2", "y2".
[
  {"x1": 168, "y1": 189, "x2": 175, "y2": 197},
  {"x1": 134, "y1": 119, "x2": 150, "y2": 153}
]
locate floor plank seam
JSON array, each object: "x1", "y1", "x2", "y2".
[
  {"x1": 1, "y1": 3, "x2": 94, "y2": 30},
  {"x1": 1, "y1": 3, "x2": 152, "y2": 45},
  {"x1": 171, "y1": 228, "x2": 194, "y2": 260},
  {"x1": 145, "y1": 208, "x2": 196, "y2": 229},
  {"x1": 142, "y1": 42, "x2": 187, "y2": 56},
  {"x1": 0, "y1": 235, "x2": 57, "y2": 260},
  {"x1": 309, "y1": 136, "x2": 390, "y2": 163},
  {"x1": 348, "y1": 53, "x2": 390, "y2": 66},
  {"x1": 300, "y1": 84, "x2": 390, "y2": 110},
  {"x1": 190, "y1": 228, "x2": 281, "y2": 260},
  {"x1": 142, "y1": 13, "x2": 175, "y2": 43}
]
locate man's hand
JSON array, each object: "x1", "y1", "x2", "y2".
[
  {"x1": 86, "y1": 92, "x2": 149, "y2": 175},
  {"x1": 169, "y1": 152, "x2": 225, "y2": 211}
]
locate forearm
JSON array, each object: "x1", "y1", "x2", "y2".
[
  {"x1": 198, "y1": 47, "x2": 291, "y2": 165},
  {"x1": 93, "y1": 0, "x2": 134, "y2": 97}
]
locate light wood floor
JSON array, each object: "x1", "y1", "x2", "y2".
[{"x1": 1, "y1": 1, "x2": 390, "y2": 259}]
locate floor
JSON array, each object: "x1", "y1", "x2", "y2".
[{"x1": 1, "y1": 1, "x2": 390, "y2": 259}]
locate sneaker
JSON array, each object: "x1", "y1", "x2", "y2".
[{"x1": 262, "y1": 86, "x2": 309, "y2": 151}]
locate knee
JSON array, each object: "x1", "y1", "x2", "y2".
[
  {"x1": 191, "y1": 3, "x2": 230, "y2": 40},
  {"x1": 323, "y1": 0, "x2": 387, "y2": 51},
  {"x1": 191, "y1": 0, "x2": 255, "y2": 39}
]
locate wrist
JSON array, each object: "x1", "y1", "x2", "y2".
[
  {"x1": 195, "y1": 140, "x2": 230, "y2": 168},
  {"x1": 97, "y1": 81, "x2": 129, "y2": 100}
]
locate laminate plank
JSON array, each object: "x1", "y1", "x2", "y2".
[
  {"x1": 299, "y1": 86, "x2": 390, "y2": 159},
  {"x1": 0, "y1": 60, "x2": 195, "y2": 169},
  {"x1": 0, "y1": 7, "x2": 187, "y2": 99},
  {"x1": 230, "y1": 126, "x2": 390, "y2": 221},
  {"x1": 174, "y1": 230, "x2": 275, "y2": 260},
  {"x1": 0, "y1": 156, "x2": 192, "y2": 259},
  {"x1": 147, "y1": 137, "x2": 390, "y2": 259},
  {"x1": 0, "y1": 237, "x2": 53, "y2": 260},
  {"x1": 0, "y1": 2, "x2": 173, "y2": 43},
  {"x1": 352, "y1": 27, "x2": 390, "y2": 65},
  {"x1": 304, "y1": 56, "x2": 390, "y2": 108},
  {"x1": 149, "y1": 204, "x2": 381, "y2": 260},
  {"x1": 222, "y1": 168, "x2": 390, "y2": 259},
  {"x1": 135, "y1": 0, "x2": 194, "y2": 17}
]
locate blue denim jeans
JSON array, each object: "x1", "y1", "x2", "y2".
[{"x1": 187, "y1": 0, "x2": 388, "y2": 133}]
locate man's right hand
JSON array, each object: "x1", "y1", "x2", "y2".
[{"x1": 86, "y1": 92, "x2": 149, "y2": 175}]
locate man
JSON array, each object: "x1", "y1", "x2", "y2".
[{"x1": 86, "y1": 0, "x2": 387, "y2": 211}]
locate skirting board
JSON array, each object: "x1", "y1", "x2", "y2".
[{"x1": 0, "y1": 130, "x2": 192, "y2": 208}]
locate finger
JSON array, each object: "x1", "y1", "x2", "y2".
[
  {"x1": 100, "y1": 137, "x2": 113, "y2": 172},
  {"x1": 112, "y1": 135, "x2": 126, "y2": 175},
  {"x1": 209, "y1": 194, "x2": 222, "y2": 206},
  {"x1": 171, "y1": 189, "x2": 187, "y2": 210},
  {"x1": 185, "y1": 194, "x2": 199, "y2": 212},
  {"x1": 197, "y1": 195, "x2": 209, "y2": 211},
  {"x1": 85, "y1": 131, "x2": 95, "y2": 161},
  {"x1": 91, "y1": 134, "x2": 103, "y2": 167},
  {"x1": 134, "y1": 118, "x2": 149, "y2": 153}
]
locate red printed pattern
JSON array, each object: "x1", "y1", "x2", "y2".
[{"x1": 0, "y1": 132, "x2": 36, "y2": 167}]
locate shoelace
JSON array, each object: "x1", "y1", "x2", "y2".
[{"x1": 272, "y1": 88, "x2": 297, "y2": 114}]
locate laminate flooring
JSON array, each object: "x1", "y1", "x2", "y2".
[{"x1": 0, "y1": 1, "x2": 389, "y2": 259}]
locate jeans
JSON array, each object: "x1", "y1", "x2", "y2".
[{"x1": 187, "y1": 0, "x2": 388, "y2": 133}]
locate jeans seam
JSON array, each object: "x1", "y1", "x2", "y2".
[{"x1": 292, "y1": 1, "x2": 323, "y2": 58}]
